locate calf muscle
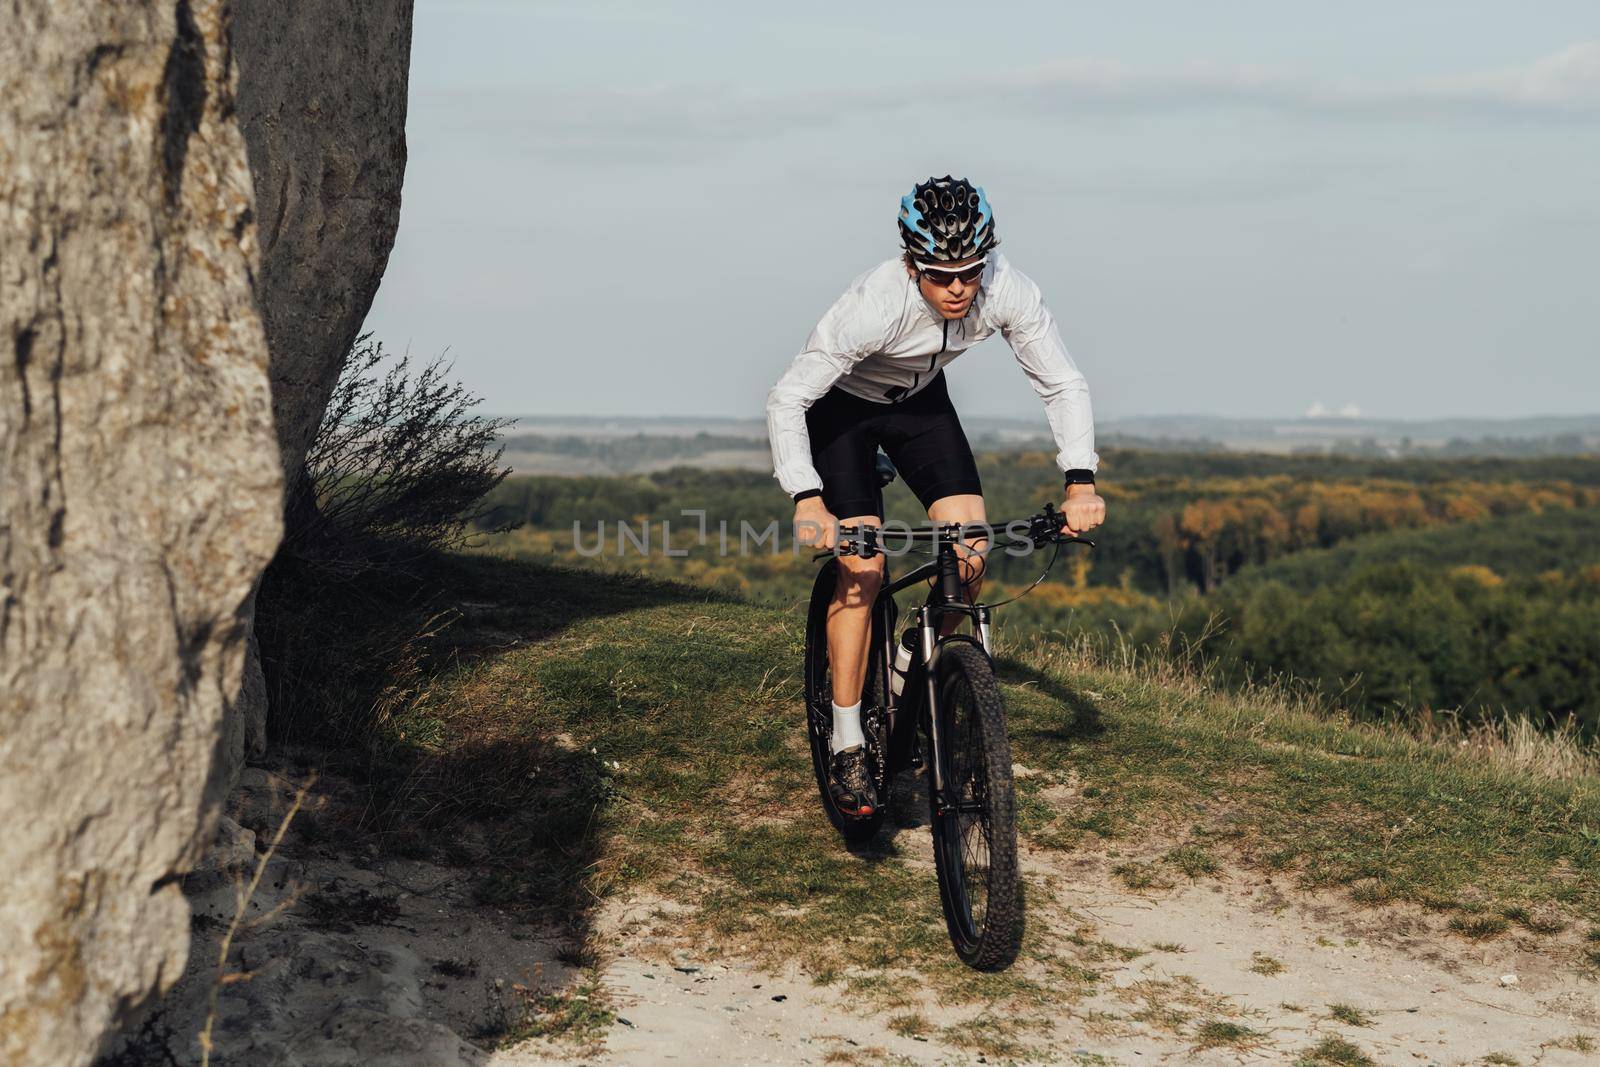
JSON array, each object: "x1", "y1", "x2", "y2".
[{"x1": 827, "y1": 516, "x2": 883, "y2": 706}]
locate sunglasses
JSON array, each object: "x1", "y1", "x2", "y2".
[{"x1": 919, "y1": 263, "x2": 985, "y2": 288}]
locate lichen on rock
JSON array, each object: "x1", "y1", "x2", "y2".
[{"x1": 0, "y1": 2, "x2": 281, "y2": 1064}]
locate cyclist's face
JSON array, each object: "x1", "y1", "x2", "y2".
[{"x1": 914, "y1": 257, "x2": 984, "y2": 319}]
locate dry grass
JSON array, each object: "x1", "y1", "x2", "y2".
[
  {"x1": 1011, "y1": 631, "x2": 1600, "y2": 784},
  {"x1": 199, "y1": 776, "x2": 314, "y2": 1067},
  {"x1": 1248, "y1": 952, "x2": 1286, "y2": 976},
  {"x1": 1412, "y1": 711, "x2": 1600, "y2": 782},
  {"x1": 1296, "y1": 1035, "x2": 1377, "y2": 1066},
  {"x1": 1326, "y1": 1003, "x2": 1375, "y2": 1027}
]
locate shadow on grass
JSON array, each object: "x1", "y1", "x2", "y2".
[
  {"x1": 255, "y1": 549, "x2": 738, "y2": 938},
  {"x1": 259, "y1": 550, "x2": 736, "y2": 740},
  {"x1": 997, "y1": 656, "x2": 1107, "y2": 746}
]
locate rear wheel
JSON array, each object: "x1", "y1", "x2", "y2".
[
  {"x1": 930, "y1": 641, "x2": 1023, "y2": 970},
  {"x1": 804, "y1": 559, "x2": 891, "y2": 844}
]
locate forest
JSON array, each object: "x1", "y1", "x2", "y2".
[{"x1": 473, "y1": 448, "x2": 1600, "y2": 734}]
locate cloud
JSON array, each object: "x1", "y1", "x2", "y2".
[
  {"x1": 995, "y1": 43, "x2": 1600, "y2": 121},
  {"x1": 1424, "y1": 40, "x2": 1600, "y2": 105},
  {"x1": 415, "y1": 41, "x2": 1600, "y2": 163}
]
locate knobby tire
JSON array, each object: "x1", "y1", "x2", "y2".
[{"x1": 930, "y1": 641, "x2": 1023, "y2": 970}]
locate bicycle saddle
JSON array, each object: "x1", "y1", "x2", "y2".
[{"x1": 874, "y1": 451, "x2": 898, "y2": 489}]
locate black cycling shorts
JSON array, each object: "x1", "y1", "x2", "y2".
[{"x1": 804, "y1": 371, "x2": 983, "y2": 519}]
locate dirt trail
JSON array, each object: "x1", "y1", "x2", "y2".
[
  {"x1": 133, "y1": 766, "x2": 1597, "y2": 1066},
  {"x1": 498, "y1": 834, "x2": 1598, "y2": 1066},
  {"x1": 1021, "y1": 842, "x2": 1598, "y2": 1065}
]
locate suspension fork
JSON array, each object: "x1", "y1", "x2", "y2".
[
  {"x1": 918, "y1": 605, "x2": 948, "y2": 803},
  {"x1": 922, "y1": 540, "x2": 993, "y2": 813},
  {"x1": 875, "y1": 587, "x2": 898, "y2": 736}
]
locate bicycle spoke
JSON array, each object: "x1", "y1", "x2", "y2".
[
  {"x1": 944, "y1": 670, "x2": 996, "y2": 933},
  {"x1": 927, "y1": 642, "x2": 1024, "y2": 970}
]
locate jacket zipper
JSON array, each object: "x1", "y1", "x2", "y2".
[{"x1": 905, "y1": 319, "x2": 948, "y2": 399}]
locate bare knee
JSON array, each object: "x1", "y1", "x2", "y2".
[
  {"x1": 927, "y1": 494, "x2": 989, "y2": 596},
  {"x1": 836, "y1": 556, "x2": 885, "y2": 606}
]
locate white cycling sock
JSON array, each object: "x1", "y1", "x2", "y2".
[{"x1": 830, "y1": 700, "x2": 864, "y2": 754}]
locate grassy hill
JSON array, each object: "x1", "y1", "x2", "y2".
[{"x1": 283, "y1": 548, "x2": 1600, "y2": 1053}]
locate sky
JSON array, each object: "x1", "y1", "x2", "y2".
[{"x1": 362, "y1": 1, "x2": 1600, "y2": 423}]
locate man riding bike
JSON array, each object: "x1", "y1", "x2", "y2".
[{"x1": 766, "y1": 175, "x2": 1107, "y2": 819}]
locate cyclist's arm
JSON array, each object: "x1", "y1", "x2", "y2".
[
  {"x1": 766, "y1": 286, "x2": 891, "y2": 500},
  {"x1": 988, "y1": 261, "x2": 1099, "y2": 481}
]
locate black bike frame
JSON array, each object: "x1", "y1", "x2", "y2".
[
  {"x1": 872, "y1": 529, "x2": 995, "y2": 818},
  {"x1": 828, "y1": 506, "x2": 1088, "y2": 819}
]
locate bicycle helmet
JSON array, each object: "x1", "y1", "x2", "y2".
[{"x1": 898, "y1": 175, "x2": 998, "y2": 264}]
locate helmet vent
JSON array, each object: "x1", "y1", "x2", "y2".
[{"x1": 897, "y1": 175, "x2": 998, "y2": 263}]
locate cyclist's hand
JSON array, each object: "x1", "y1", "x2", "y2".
[
  {"x1": 794, "y1": 496, "x2": 838, "y2": 550},
  {"x1": 1059, "y1": 484, "x2": 1105, "y2": 535}
]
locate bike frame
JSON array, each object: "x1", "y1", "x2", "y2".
[
  {"x1": 823, "y1": 505, "x2": 1088, "y2": 821},
  {"x1": 870, "y1": 525, "x2": 995, "y2": 819}
]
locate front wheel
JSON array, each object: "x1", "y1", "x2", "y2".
[{"x1": 929, "y1": 641, "x2": 1023, "y2": 970}]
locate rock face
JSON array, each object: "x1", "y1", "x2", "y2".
[
  {"x1": 0, "y1": 3, "x2": 283, "y2": 1065},
  {"x1": 232, "y1": 0, "x2": 413, "y2": 483},
  {"x1": 226, "y1": 0, "x2": 414, "y2": 769}
]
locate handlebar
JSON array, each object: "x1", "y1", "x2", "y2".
[{"x1": 810, "y1": 503, "x2": 1096, "y2": 561}]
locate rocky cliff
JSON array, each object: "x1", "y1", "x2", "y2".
[
  {"x1": 0, "y1": 3, "x2": 282, "y2": 1063},
  {"x1": 226, "y1": 0, "x2": 414, "y2": 771},
  {"x1": 232, "y1": 0, "x2": 412, "y2": 483},
  {"x1": 0, "y1": 2, "x2": 414, "y2": 1063}
]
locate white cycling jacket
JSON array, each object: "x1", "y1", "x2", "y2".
[{"x1": 765, "y1": 252, "x2": 1098, "y2": 499}]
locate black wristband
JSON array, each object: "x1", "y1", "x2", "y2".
[
  {"x1": 1063, "y1": 469, "x2": 1096, "y2": 487},
  {"x1": 793, "y1": 488, "x2": 823, "y2": 503}
]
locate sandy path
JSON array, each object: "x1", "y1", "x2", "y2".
[
  {"x1": 493, "y1": 952, "x2": 945, "y2": 1066},
  {"x1": 138, "y1": 766, "x2": 1597, "y2": 1066},
  {"x1": 502, "y1": 837, "x2": 1599, "y2": 1066},
  {"x1": 1028, "y1": 842, "x2": 1599, "y2": 1065}
]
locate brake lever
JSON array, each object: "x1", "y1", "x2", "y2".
[
  {"x1": 813, "y1": 540, "x2": 875, "y2": 561},
  {"x1": 1024, "y1": 502, "x2": 1097, "y2": 550},
  {"x1": 842, "y1": 526, "x2": 881, "y2": 559}
]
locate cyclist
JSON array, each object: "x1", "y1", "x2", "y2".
[{"x1": 766, "y1": 175, "x2": 1106, "y2": 818}]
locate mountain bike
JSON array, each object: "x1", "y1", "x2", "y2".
[{"x1": 803, "y1": 481, "x2": 1093, "y2": 970}]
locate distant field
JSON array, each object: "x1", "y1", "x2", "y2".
[
  {"x1": 496, "y1": 412, "x2": 1600, "y2": 476},
  {"x1": 500, "y1": 432, "x2": 772, "y2": 475}
]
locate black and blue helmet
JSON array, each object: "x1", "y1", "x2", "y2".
[{"x1": 898, "y1": 175, "x2": 998, "y2": 264}]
